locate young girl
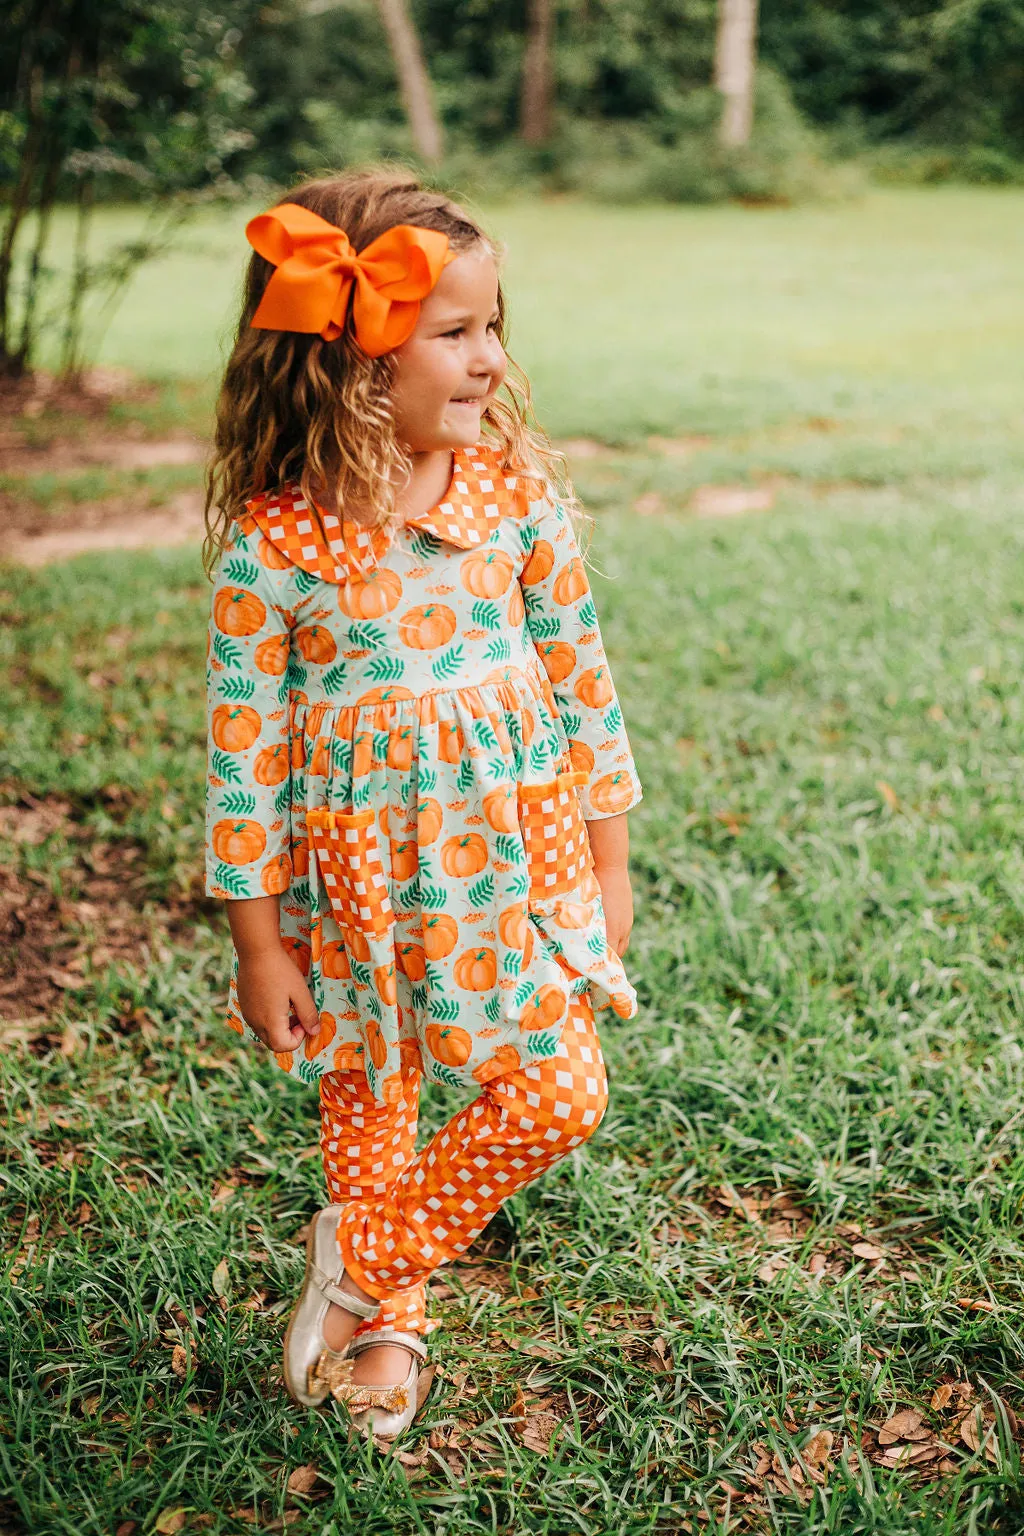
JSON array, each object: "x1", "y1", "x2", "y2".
[{"x1": 204, "y1": 170, "x2": 642, "y2": 1438}]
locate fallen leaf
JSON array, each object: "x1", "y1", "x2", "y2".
[
  {"x1": 930, "y1": 1383, "x2": 954, "y2": 1412},
  {"x1": 286, "y1": 1464, "x2": 320, "y2": 1494},
  {"x1": 521, "y1": 1411, "x2": 564, "y2": 1453},
  {"x1": 756, "y1": 1254, "x2": 789, "y2": 1284},
  {"x1": 957, "y1": 1297, "x2": 995, "y2": 1312},
  {"x1": 211, "y1": 1259, "x2": 230, "y2": 1298},
  {"x1": 802, "y1": 1429, "x2": 833, "y2": 1470},
  {"x1": 170, "y1": 1345, "x2": 187, "y2": 1379},
  {"x1": 878, "y1": 1408, "x2": 925, "y2": 1445},
  {"x1": 852, "y1": 1242, "x2": 886, "y2": 1261},
  {"x1": 153, "y1": 1511, "x2": 187, "y2": 1535},
  {"x1": 115, "y1": 1524, "x2": 138, "y2": 1536},
  {"x1": 415, "y1": 1363, "x2": 436, "y2": 1412}
]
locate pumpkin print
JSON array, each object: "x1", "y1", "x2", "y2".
[
  {"x1": 261, "y1": 852, "x2": 292, "y2": 895},
  {"x1": 441, "y1": 833, "x2": 488, "y2": 878},
  {"x1": 295, "y1": 625, "x2": 337, "y2": 664},
  {"x1": 340, "y1": 566, "x2": 403, "y2": 618},
  {"x1": 520, "y1": 984, "x2": 567, "y2": 1032},
  {"x1": 461, "y1": 548, "x2": 514, "y2": 598},
  {"x1": 454, "y1": 947, "x2": 498, "y2": 992},
  {"x1": 275, "y1": 1050, "x2": 294, "y2": 1072},
  {"x1": 254, "y1": 743, "x2": 290, "y2": 785},
  {"x1": 212, "y1": 818, "x2": 266, "y2": 865},
  {"x1": 206, "y1": 445, "x2": 641, "y2": 1097},
  {"x1": 399, "y1": 603, "x2": 457, "y2": 650},
  {"x1": 425, "y1": 1022, "x2": 473, "y2": 1067},
  {"x1": 214, "y1": 586, "x2": 266, "y2": 636},
  {"x1": 212, "y1": 704, "x2": 262, "y2": 753},
  {"x1": 255, "y1": 633, "x2": 289, "y2": 675}
]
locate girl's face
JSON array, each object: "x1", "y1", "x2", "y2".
[{"x1": 388, "y1": 243, "x2": 507, "y2": 454}]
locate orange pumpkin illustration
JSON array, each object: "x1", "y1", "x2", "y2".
[
  {"x1": 521, "y1": 708, "x2": 536, "y2": 746},
  {"x1": 387, "y1": 725, "x2": 414, "y2": 771},
  {"x1": 508, "y1": 584, "x2": 525, "y2": 626},
  {"x1": 568, "y1": 738, "x2": 595, "y2": 775},
  {"x1": 390, "y1": 840, "x2": 419, "y2": 882},
  {"x1": 214, "y1": 586, "x2": 266, "y2": 636},
  {"x1": 295, "y1": 625, "x2": 337, "y2": 664},
  {"x1": 212, "y1": 818, "x2": 266, "y2": 865},
  {"x1": 226, "y1": 1010, "x2": 244, "y2": 1035},
  {"x1": 366, "y1": 1018, "x2": 388, "y2": 1069},
  {"x1": 291, "y1": 835, "x2": 309, "y2": 876},
  {"x1": 308, "y1": 737, "x2": 331, "y2": 777},
  {"x1": 381, "y1": 1071, "x2": 405, "y2": 1104},
  {"x1": 352, "y1": 731, "x2": 373, "y2": 778},
  {"x1": 373, "y1": 962, "x2": 398, "y2": 1006},
  {"x1": 423, "y1": 913, "x2": 459, "y2": 960},
  {"x1": 346, "y1": 928, "x2": 371, "y2": 963},
  {"x1": 305, "y1": 1010, "x2": 337, "y2": 1060},
  {"x1": 275, "y1": 1050, "x2": 294, "y2": 1072},
  {"x1": 261, "y1": 852, "x2": 292, "y2": 895},
  {"x1": 211, "y1": 703, "x2": 261, "y2": 753},
  {"x1": 257, "y1": 536, "x2": 292, "y2": 570},
  {"x1": 340, "y1": 566, "x2": 403, "y2": 618},
  {"x1": 254, "y1": 743, "x2": 290, "y2": 785},
  {"x1": 356, "y1": 684, "x2": 416, "y2": 718},
  {"x1": 554, "y1": 899, "x2": 592, "y2": 930},
  {"x1": 437, "y1": 719, "x2": 464, "y2": 764},
  {"x1": 398, "y1": 603, "x2": 457, "y2": 650},
  {"x1": 553, "y1": 557, "x2": 588, "y2": 606},
  {"x1": 396, "y1": 942, "x2": 426, "y2": 981},
  {"x1": 440, "y1": 833, "x2": 488, "y2": 878},
  {"x1": 473, "y1": 1042, "x2": 520, "y2": 1082},
  {"x1": 321, "y1": 941, "x2": 351, "y2": 979},
  {"x1": 255, "y1": 633, "x2": 289, "y2": 675},
  {"x1": 575, "y1": 666, "x2": 614, "y2": 710},
  {"x1": 425, "y1": 1022, "x2": 473, "y2": 1067},
  {"x1": 453, "y1": 947, "x2": 497, "y2": 991},
  {"x1": 483, "y1": 784, "x2": 518, "y2": 833},
  {"x1": 521, "y1": 539, "x2": 554, "y2": 585},
  {"x1": 416, "y1": 797, "x2": 444, "y2": 845},
  {"x1": 461, "y1": 548, "x2": 514, "y2": 598},
  {"x1": 291, "y1": 733, "x2": 307, "y2": 770},
  {"x1": 280, "y1": 935, "x2": 311, "y2": 975},
  {"x1": 520, "y1": 983, "x2": 567, "y2": 1031},
  {"x1": 498, "y1": 903, "x2": 528, "y2": 949},
  {"x1": 589, "y1": 771, "x2": 634, "y2": 815},
  {"x1": 538, "y1": 640, "x2": 577, "y2": 685}
]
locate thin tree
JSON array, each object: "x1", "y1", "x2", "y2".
[
  {"x1": 520, "y1": 0, "x2": 553, "y2": 146},
  {"x1": 375, "y1": 0, "x2": 444, "y2": 165},
  {"x1": 714, "y1": 0, "x2": 759, "y2": 148}
]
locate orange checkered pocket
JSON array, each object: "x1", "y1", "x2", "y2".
[
  {"x1": 307, "y1": 808, "x2": 395, "y2": 938},
  {"x1": 519, "y1": 771, "x2": 593, "y2": 899}
]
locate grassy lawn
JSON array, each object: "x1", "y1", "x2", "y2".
[{"x1": 4, "y1": 188, "x2": 1024, "y2": 1534}]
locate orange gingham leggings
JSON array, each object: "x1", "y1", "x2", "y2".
[{"x1": 319, "y1": 995, "x2": 608, "y2": 1337}]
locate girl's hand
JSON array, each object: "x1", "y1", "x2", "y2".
[
  {"x1": 235, "y1": 946, "x2": 320, "y2": 1053},
  {"x1": 595, "y1": 864, "x2": 634, "y2": 956}
]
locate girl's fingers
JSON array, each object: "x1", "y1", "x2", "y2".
[{"x1": 289, "y1": 979, "x2": 321, "y2": 1037}]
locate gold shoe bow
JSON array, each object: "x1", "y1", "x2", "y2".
[{"x1": 308, "y1": 1350, "x2": 410, "y2": 1416}]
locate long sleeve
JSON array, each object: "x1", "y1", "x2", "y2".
[
  {"x1": 521, "y1": 492, "x2": 642, "y2": 821},
  {"x1": 205, "y1": 524, "x2": 296, "y2": 899}
]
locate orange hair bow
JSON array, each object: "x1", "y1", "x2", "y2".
[{"x1": 245, "y1": 202, "x2": 452, "y2": 357}]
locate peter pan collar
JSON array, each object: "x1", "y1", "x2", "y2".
[{"x1": 241, "y1": 444, "x2": 533, "y2": 583}]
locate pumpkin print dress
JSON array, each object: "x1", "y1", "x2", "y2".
[{"x1": 205, "y1": 444, "x2": 642, "y2": 1104}]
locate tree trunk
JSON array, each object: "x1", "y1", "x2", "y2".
[
  {"x1": 375, "y1": 0, "x2": 444, "y2": 166},
  {"x1": 714, "y1": 0, "x2": 759, "y2": 148},
  {"x1": 520, "y1": 0, "x2": 554, "y2": 146}
]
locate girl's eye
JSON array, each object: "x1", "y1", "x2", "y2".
[{"x1": 443, "y1": 327, "x2": 464, "y2": 338}]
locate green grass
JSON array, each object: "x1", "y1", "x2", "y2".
[{"x1": 4, "y1": 190, "x2": 1024, "y2": 1534}]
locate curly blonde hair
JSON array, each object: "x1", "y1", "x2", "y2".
[{"x1": 203, "y1": 168, "x2": 578, "y2": 574}]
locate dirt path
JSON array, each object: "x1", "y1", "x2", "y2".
[{"x1": 6, "y1": 488, "x2": 205, "y2": 566}]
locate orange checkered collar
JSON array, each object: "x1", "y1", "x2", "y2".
[{"x1": 241, "y1": 444, "x2": 531, "y2": 583}]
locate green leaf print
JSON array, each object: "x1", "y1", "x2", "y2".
[
  {"x1": 393, "y1": 877, "x2": 420, "y2": 911},
  {"x1": 433, "y1": 1063, "x2": 464, "y2": 1088},
  {"x1": 528, "y1": 740, "x2": 551, "y2": 775},
  {"x1": 348, "y1": 622, "x2": 388, "y2": 650},
  {"x1": 410, "y1": 530, "x2": 440, "y2": 561},
  {"x1": 294, "y1": 568, "x2": 318, "y2": 597},
  {"x1": 484, "y1": 637, "x2": 511, "y2": 664},
  {"x1": 366, "y1": 653, "x2": 405, "y2": 683},
  {"x1": 223, "y1": 556, "x2": 261, "y2": 588},
  {"x1": 604, "y1": 702, "x2": 623, "y2": 734},
  {"x1": 456, "y1": 759, "x2": 475, "y2": 794},
  {"x1": 372, "y1": 729, "x2": 390, "y2": 763},
  {"x1": 213, "y1": 863, "x2": 250, "y2": 896},
  {"x1": 560, "y1": 710, "x2": 582, "y2": 741},
  {"x1": 211, "y1": 749, "x2": 242, "y2": 785},
  {"x1": 502, "y1": 949, "x2": 522, "y2": 976},
  {"x1": 292, "y1": 773, "x2": 307, "y2": 803},
  {"x1": 285, "y1": 662, "x2": 308, "y2": 692},
  {"x1": 432, "y1": 643, "x2": 465, "y2": 682},
  {"x1": 523, "y1": 585, "x2": 545, "y2": 617},
  {"x1": 425, "y1": 961, "x2": 448, "y2": 991},
  {"x1": 352, "y1": 779, "x2": 371, "y2": 810},
  {"x1": 525, "y1": 1028, "x2": 560, "y2": 1059},
  {"x1": 507, "y1": 871, "x2": 529, "y2": 899},
  {"x1": 485, "y1": 755, "x2": 508, "y2": 782},
  {"x1": 321, "y1": 663, "x2": 348, "y2": 695},
  {"x1": 420, "y1": 884, "x2": 447, "y2": 910},
  {"x1": 470, "y1": 600, "x2": 502, "y2": 630},
  {"x1": 212, "y1": 633, "x2": 241, "y2": 670},
  {"x1": 417, "y1": 766, "x2": 438, "y2": 794},
  {"x1": 577, "y1": 598, "x2": 598, "y2": 629},
  {"x1": 219, "y1": 790, "x2": 256, "y2": 817},
  {"x1": 466, "y1": 873, "x2": 495, "y2": 908},
  {"x1": 411, "y1": 982, "x2": 428, "y2": 1011},
  {"x1": 273, "y1": 783, "x2": 290, "y2": 818},
  {"x1": 216, "y1": 675, "x2": 256, "y2": 703},
  {"x1": 288, "y1": 879, "x2": 310, "y2": 906},
  {"x1": 528, "y1": 616, "x2": 560, "y2": 641},
  {"x1": 473, "y1": 718, "x2": 498, "y2": 750},
  {"x1": 297, "y1": 1057, "x2": 319, "y2": 1083},
  {"x1": 513, "y1": 978, "x2": 537, "y2": 1010},
  {"x1": 351, "y1": 959, "x2": 372, "y2": 988},
  {"x1": 587, "y1": 930, "x2": 606, "y2": 957},
  {"x1": 366, "y1": 990, "x2": 383, "y2": 1021},
  {"x1": 494, "y1": 833, "x2": 524, "y2": 864},
  {"x1": 429, "y1": 997, "x2": 460, "y2": 1022},
  {"x1": 519, "y1": 524, "x2": 535, "y2": 555},
  {"x1": 332, "y1": 736, "x2": 352, "y2": 772},
  {"x1": 484, "y1": 993, "x2": 501, "y2": 1023}
]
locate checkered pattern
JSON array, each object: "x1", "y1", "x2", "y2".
[
  {"x1": 520, "y1": 772, "x2": 593, "y2": 896},
  {"x1": 244, "y1": 483, "x2": 386, "y2": 584},
  {"x1": 324, "y1": 995, "x2": 608, "y2": 1329},
  {"x1": 402, "y1": 448, "x2": 519, "y2": 549},
  {"x1": 307, "y1": 809, "x2": 394, "y2": 937}
]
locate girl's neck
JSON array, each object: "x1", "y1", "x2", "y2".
[{"x1": 314, "y1": 447, "x2": 454, "y2": 529}]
